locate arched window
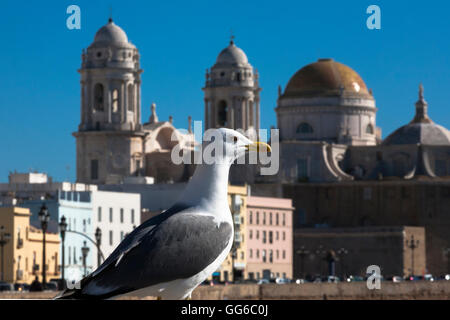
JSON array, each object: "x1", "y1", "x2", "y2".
[
  {"x1": 112, "y1": 89, "x2": 119, "y2": 113},
  {"x1": 366, "y1": 123, "x2": 374, "y2": 134},
  {"x1": 297, "y1": 122, "x2": 313, "y2": 134},
  {"x1": 127, "y1": 84, "x2": 134, "y2": 112},
  {"x1": 94, "y1": 83, "x2": 104, "y2": 111},
  {"x1": 218, "y1": 100, "x2": 228, "y2": 126}
]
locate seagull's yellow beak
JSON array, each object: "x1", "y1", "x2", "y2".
[{"x1": 245, "y1": 141, "x2": 272, "y2": 153}]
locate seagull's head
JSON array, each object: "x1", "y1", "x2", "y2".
[{"x1": 204, "y1": 128, "x2": 271, "y2": 165}]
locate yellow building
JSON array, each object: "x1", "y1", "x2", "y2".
[
  {"x1": 0, "y1": 207, "x2": 60, "y2": 284},
  {"x1": 208, "y1": 185, "x2": 248, "y2": 282}
]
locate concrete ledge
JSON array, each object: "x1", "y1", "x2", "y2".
[{"x1": 1, "y1": 282, "x2": 450, "y2": 300}]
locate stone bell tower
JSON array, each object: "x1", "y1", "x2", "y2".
[
  {"x1": 74, "y1": 18, "x2": 145, "y2": 184},
  {"x1": 203, "y1": 36, "x2": 261, "y2": 139}
]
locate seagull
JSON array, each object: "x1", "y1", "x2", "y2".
[{"x1": 55, "y1": 128, "x2": 270, "y2": 300}]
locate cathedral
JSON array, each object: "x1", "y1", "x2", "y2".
[{"x1": 74, "y1": 19, "x2": 450, "y2": 276}]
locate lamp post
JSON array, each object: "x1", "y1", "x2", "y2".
[
  {"x1": 59, "y1": 216, "x2": 67, "y2": 285},
  {"x1": 95, "y1": 227, "x2": 102, "y2": 268},
  {"x1": 0, "y1": 226, "x2": 11, "y2": 282},
  {"x1": 81, "y1": 241, "x2": 90, "y2": 277},
  {"x1": 38, "y1": 204, "x2": 50, "y2": 288},
  {"x1": 406, "y1": 235, "x2": 419, "y2": 277},
  {"x1": 296, "y1": 246, "x2": 309, "y2": 278}
]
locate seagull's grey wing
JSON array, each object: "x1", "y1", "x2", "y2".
[
  {"x1": 90, "y1": 203, "x2": 189, "y2": 278},
  {"x1": 66, "y1": 212, "x2": 232, "y2": 299},
  {"x1": 55, "y1": 204, "x2": 189, "y2": 299}
]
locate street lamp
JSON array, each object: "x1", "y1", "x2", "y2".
[
  {"x1": 38, "y1": 203, "x2": 50, "y2": 289},
  {"x1": 406, "y1": 235, "x2": 419, "y2": 277},
  {"x1": 81, "y1": 241, "x2": 90, "y2": 277},
  {"x1": 95, "y1": 227, "x2": 102, "y2": 268},
  {"x1": 0, "y1": 226, "x2": 11, "y2": 282},
  {"x1": 296, "y1": 246, "x2": 309, "y2": 279},
  {"x1": 59, "y1": 216, "x2": 67, "y2": 286}
]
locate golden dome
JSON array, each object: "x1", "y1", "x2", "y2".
[{"x1": 281, "y1": 58, "x2": 372, "y2": 99}]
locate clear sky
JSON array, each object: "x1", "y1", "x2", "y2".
[{"x1": 0, "y1": 0, "x2": 448, "y2": 182}]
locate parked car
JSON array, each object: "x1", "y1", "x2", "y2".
[
  {"x1": 392, "y1": 276, "x2": 403, "y2": 283},
  {"x1": 295, "y1": 278, "x2": 306, "y2": 284},
  {"x1": 346, "y1": 275, "x2": 364, "y2": 282},
  {"x1": 327, "y1": 276, "x2": 340, "y2": 283},
  {"x1": 439, "y1": 274, "x2": 450, "y2": 281},
  {"x1": 424, "y1": 274, "x2": 435, "y2": 282},
  {"x1": 0, "y1": 282, "x2": 14, "y2": 292},
  {"x1": 257, "y1": 279, "x2": 270, "y2": 285},
  {"x1": 275, "y1": 277, "x2": 292, "y2": 284}
]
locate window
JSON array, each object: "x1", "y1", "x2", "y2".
[
  {"x1": 366, "y1": 124, "x2": 374, "y2": 134},
  {"x1": 218, "y1": 100, "x2": 228, "y2": 126},
  {"x1": 282, "y1": 231, "x2": 286, "y2": 241},
  {"x1": 98, "y1": 207, "x2": 102, "y2": 222},
  {"x1": 283, "y1": 213, "x2": 286, "y2": 226},
  {"x1": 256, "y1": 212, "x2": 260, "y2": 224},
  {"x1": 240, "y1": 252, "x2": 244, "y2": 259},
  {"x1": 120, "y1": 231, "x2": 124, "y2": 241},
  {"x1": 297, "y1": 122, "x2": 313, "y2": 134},
  {"x1": 73, "y1": 247, "x2": 77, "y2": 264},
  {"x1": 276, "y1": 213, "x2": 279, "y2": 225},
  {"x1": 127, "y1": 84, "x2": 134, "y2": 111},
  {"x1": 120, "y1": 208, "x2": 124, "y2": 223},
  {"x1": 262, "y1": 250, "x2": 266, "y2": 263},
  {"x1": 250, "y1": 249, "x2": 253, "y2": 258},
  {"x1": 276, "y1": 250, "x2": 279, "y2": 259},
  {"x1": 256, "y1": 250, "x2": 260, "y2": 259},
  {"x1": 131, "y1": 209, "x2": 135, "y2": 224},
  {"x1": 83, "y1": 219, "x2": 86, "y2": 232},
  {"x1": 263, "y1": 212, "x2": 266, "y2": 225},
  {"x1": 91, "y1": 160, "x2": 99, "y2": 180},
  {"x1": 270, "y1": 212, "x2": 272, "y2": 225},
  {"x1": 94, "y1": 83, "x2": 104, "y2": 111},
  {"x1": 282, "y1": 250, "x2": 286, "y2": 259},
  {"x1": 269, "y1": 250, "x2": 273, "y2": 263},
  {"x1": 276, "y1": 231, "x2": 279, "y2": 240},
  {"x1": 249, "y1": 230, "x2": 252, "y2": 239},
  {"x1": 249, "y1": 212, "x2": 253, "y2": 224},
  {"x1": 263, "y1": 231, "x2": 267, "y2": 243},
  {"x1": 109, "y1": 231, "x2": 113, "y2": 246},
  {"x1": 256, "y1": 230, "x2": 259, "y2": 239},
  {"x1": 269, "y1": 231, "x2": 273, "y2": 244},
  {"x1": 112, "y1": 89, "x2": 119, "y2": 113},
  {"x1": 109, "y1": 208, "x2": 113, "y2": 222}
]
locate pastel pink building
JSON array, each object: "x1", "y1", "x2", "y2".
[{"x1": 245, "y1": 196, "x2": 294, "y2": 280}]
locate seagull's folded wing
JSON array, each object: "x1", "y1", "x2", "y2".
[{"x1": 58, "y1": 205, "x2": 232, "y2": 299}]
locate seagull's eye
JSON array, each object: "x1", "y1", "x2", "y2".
[{"x1": 233, "y1": 136, "x2": 238, "y2": 144}]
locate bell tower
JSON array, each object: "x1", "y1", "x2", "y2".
[
  {"x1": 203, "y1": 37, "x2": 261, "y2": 138},
  {"x1": 74, "y1": 19, "x2": 145, "y2": 184}
]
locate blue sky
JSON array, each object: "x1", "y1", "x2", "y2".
[{"x1": 0, "y1": 0, "x2": 448, "y2": 182}]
